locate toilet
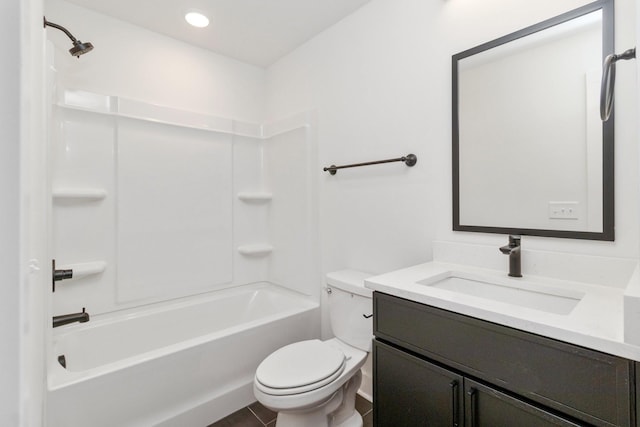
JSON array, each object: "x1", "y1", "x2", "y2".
[{"x1": 253, "y1": 270, "x2": 373, "y2": 427}]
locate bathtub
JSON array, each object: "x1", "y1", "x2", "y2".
[{"x1": 47, "y1": 283, "x2": 319, "y2": 427}]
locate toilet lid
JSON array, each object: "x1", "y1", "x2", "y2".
[{"x1": 255, "y1": 340, "x2": 346, "y2": 390}]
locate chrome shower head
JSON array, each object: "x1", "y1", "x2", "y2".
[{"x1": 43, "y1": 17, "x2": 94, "y2": 58}]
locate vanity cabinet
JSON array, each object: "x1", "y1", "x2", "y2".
[{"x1": 372, "y1": 292, "x2": 635, "y2": 427}]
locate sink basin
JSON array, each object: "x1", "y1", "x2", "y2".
[{"x1": 417, "y1": 273, "x2": 584, "y2": 315}]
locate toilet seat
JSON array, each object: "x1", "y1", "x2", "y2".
[{"x1": 255, "y1": 340, "x2": 346, "y2": 396}]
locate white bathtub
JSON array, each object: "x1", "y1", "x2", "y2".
[{"x1": 47, "y1": 283, "x2": 319, "y2": 427}]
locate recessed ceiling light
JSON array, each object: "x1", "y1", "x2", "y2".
[{"x1": 185, "y1": 10, "x2": 209, "y2": 28}]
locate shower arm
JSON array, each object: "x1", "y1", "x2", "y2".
[{"x1": 43, "y1": 17, "x2": 79, "y2": 43}]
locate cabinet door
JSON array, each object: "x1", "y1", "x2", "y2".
[
  {"x1": 465, "y1": 379, "x2": 581, "y2": 427},
  {"x1": 374, "y1": 340, "x2": 463, "y2": 427}
]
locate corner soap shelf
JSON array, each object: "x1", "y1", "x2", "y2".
[
  {"x1": 238, "y1": 244, "x2": 274, "y2": 257},
  {"x1": 53, "y1": 188, "x2": 107, "y2": 201}
]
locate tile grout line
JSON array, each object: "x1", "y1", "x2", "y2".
[
  {"x1": 247, "y1": 406, "x2": 269, "y2": 426},
  {"x1": 243, "y1": 401, "x2": 371, "y2": 426}
]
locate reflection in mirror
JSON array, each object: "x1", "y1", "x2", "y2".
[{"x1": 452, "y1": 0, "x2": 614, "y2": 240}]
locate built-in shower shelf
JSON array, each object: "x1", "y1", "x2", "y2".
[
  {"x1": 52, "y1": 188, "x2": 107, "y2": 201},
  {"x1": 56, "y1": 90, "x2": 264, "y2": 138},
  {"x1": 238, "y1": 244, "x2": 274, "y2": 257},
  {"x1": 237, "y1": 192, "x2": 273, "y2": 203},
  {"x1": 57, "y1": 261, "x2": 107, "y2": 280}
]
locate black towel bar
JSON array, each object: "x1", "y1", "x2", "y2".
[{"x1": 323, "y1": 154, "x2": 417, "y2": 175}]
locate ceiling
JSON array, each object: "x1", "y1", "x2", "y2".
[{"x1": 65, "y1": 0, "x2": 372, "y2": 67}]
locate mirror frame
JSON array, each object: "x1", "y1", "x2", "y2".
[{"x1": 452, "y1": 0, "x2": 614, "y2": 241}]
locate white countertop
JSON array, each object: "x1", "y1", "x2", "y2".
[{"x1": 366, "y1": 261, "x2": 640, "y2": 361}]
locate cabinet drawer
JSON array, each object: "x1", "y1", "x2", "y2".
[{"x1": 374, "y1": 292, "x2": 633, "y2": 427}]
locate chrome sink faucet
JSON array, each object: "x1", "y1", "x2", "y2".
[{"x1": 499, "y1": 235, "x2": 522, "y2": 277}]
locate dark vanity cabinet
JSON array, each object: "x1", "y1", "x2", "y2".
[{"x1": 372, "y1": 292, "x2": 636, "y2": 427}]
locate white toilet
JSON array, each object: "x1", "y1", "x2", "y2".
[{"x1": 253, "y1": 270, "x2": 373, "y2": 427}]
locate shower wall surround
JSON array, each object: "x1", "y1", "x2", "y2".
[{"x1": 51, "y1": 89, "x2": 317, "y2": 316}]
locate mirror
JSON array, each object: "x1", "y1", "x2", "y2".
[{"x1": 452, "y1": 0, "x2": 614, "y2": 240}]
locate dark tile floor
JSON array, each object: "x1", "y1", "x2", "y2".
[{"x1": 209, "y1": 394, "x2": 373, "y2": 427}]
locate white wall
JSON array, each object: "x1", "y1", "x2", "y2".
[
  {"x1": 638, "y1": 0, "x2": 640, "y2": 268},
  {"x1": 46, "y1": 0, "x2": 266, "y2": 123},
  {"x1": 265, "y1": 118, "x2": 320, "y2": 299},
  {"x1": 22, "y1": 0, "x2": 48, "y2": 424},
  {"x1": 1, "y1": 0, "x2": 22, "y2": 423},
  {"x1": 266, "y1": 0, "x2": 638, "y2": 284},
  {"x1": 4, "y1": 0, "x2": 47, "y2": 425}
]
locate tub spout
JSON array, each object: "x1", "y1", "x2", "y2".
[
  {"x1": 53, "y1": 307, "x2": 89, "y2": 328},
  {"x1": 499, "y1": 235, "x2": 522, "y2": 278}
]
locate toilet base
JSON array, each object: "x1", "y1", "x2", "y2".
[
  {"x1": 274, "y1": 371, "x2": 363, "y2": 427},
  {"x1": 334, "y1": 411, "x2": 363, "y2": 427}
]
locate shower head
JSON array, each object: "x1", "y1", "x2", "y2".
[
  {"x1": 69, "y1": 40, "x2": 94, "y2": 57},
  {"x1": 43, "y1": 17, "x2": 94, "y2": 58}
]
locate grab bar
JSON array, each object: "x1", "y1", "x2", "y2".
[
  {"x1": 323, "y1": 154, "x2": 417, "y2": 175},
  {"x1": 600, "y1": 47, "x2": 635, "y2": 121}
]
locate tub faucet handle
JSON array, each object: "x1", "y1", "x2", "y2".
[{"x1": 52, "y1": 259, "x2": 73, "y2": 292}]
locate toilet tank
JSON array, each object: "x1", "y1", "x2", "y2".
[{"x1": 326, "y1": 270, "x2": 373, "y2": 352}]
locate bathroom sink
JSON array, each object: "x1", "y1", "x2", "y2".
[{"x1": 417, "y1": 273, "x2": 585, "y2": 315}]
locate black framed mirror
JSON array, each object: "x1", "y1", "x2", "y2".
[{"x1": 452, "y1": 0, "x2": 614, "y2": 240}]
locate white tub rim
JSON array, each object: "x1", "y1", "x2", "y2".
[{"x1": 48, "y1": 282, "x2": 318, "y2": 390}]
